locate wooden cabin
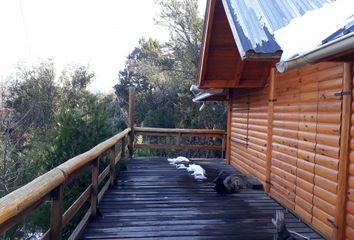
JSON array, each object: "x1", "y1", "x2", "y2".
[{"x1": 195, "y1": 0, "x2": 354, "y2": 239}]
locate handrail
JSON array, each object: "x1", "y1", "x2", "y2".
[
  {"x1": 134, "y1": 127, "x2": 226, "y2": 152},
  {"x1": 0, "y1": 128, "x2": 131, "y2": 239},
  {"x1": 135, "y1": 127, "x2": 225, "y2": 135},
  {"x1": 0, "y1": 126, "x2": 226, "y2": 239}
]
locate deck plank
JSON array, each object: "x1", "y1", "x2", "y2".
[{"x1": 80, "y1": 157, "x2": 323, "y2": 240}]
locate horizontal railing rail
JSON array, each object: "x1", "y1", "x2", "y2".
[
  {"x1": 0, "y1": 125, "x2": 226, "y2": 239},
  {"x1": 0, "y1": 128, "x2": 131, "y2": 240},
  {"x1": 134, "y1": 127, "x2": 226, "y2": 152}
]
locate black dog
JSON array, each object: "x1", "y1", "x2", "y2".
[{"x1": 213, "y1": 171, "x2": 245, "y2": 194}]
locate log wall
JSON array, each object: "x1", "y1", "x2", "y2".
[
  {"x1": 230, "y1": 86, "x2": 269, "y2": 186},
  {"x1": 229, "y1": 62, "x2": 345, "y2": 239},
  {"x1": 346, "y1": 64, "x2": 354, "y2": 240}
]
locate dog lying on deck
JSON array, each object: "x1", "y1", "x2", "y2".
[{"x1": 213, "y1": 171, "x2": 245, "y2": 193}]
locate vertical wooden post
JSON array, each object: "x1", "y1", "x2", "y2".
[
  {"x1": 265, "y1": 67, "x2": 276, "y2": 192},
  {"x1": 109, "y1": 146, "x2": 116, "y2": 186},
  {"x1": 176, "y1": 133, "x2": 181, "y2": 147},
  {"x1": 50, "y1": 185, "x2": 63, "y2": 240},
  {"x1": 226, "y1": 91, "x2": 232, "y2": 164},
  {"x1": 128, "y1": 87, "x2": 136, "y2": 158},
  {"x1": 121, "y1": 137, "x2": 126, "y2": 159},
  {"x1": 91, "y1": 159, "x2": 99, "y2": 217},
  {"x1": 334, "y1": 63, "x2": 353, "y2": 240}
]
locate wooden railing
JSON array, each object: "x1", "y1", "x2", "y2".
[
  {"x1": 0, "y1": 126, "x2": 226, "y2": 239},
  {"x1": 0, "y1": 87, "x2": 227, "y2": 239},
  {"x1": 134, "y1": 127, "x2": 226, "y2": 153},
  {"x1": 0, "y1": 128, "x2": 131, "y2": 240}
]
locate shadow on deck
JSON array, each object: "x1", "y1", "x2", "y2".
[{"x1": 81, "y1": 157, "x2": 322, "y2": 240}]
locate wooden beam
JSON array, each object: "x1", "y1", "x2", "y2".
[
  {"x1": 135, "y1": 143, "x2": 223, "y2": 151},
  {"x1": 0, "y1": 197, "x2": 46, "y2": 235},
  {"x1": 128, "y1": 87, "x2": 136, "y2": 158},
  {"x1": 91, "y1": 159, "x2": 99, "y2": 217},
  {"x1": 226, "y1": 91, "x2": 232, "y2": 164},
  {"x1": 0, "y1": 169, "x2": 64, "y2": 234},
  {"x1": 98, "y1": 165, "x2": 110, "y2": 184},
  {"x1": 50, "y1": 185, "x2": 63, "y2": 240},
  {"x1": 68, "y1": 208, "x2": 91, "y2": 240},
  {"x1": 200, "y1": 79, "x2": 266, "y2": 89},
  {"x1": 109, "y1": 146, "x2": 116, "y2": 186},
  {"x1": 0, "y1": 128, "x2": 130, "y2": 235},
  {"x1": 233, "y1": 58, "x2": 245, "y2": 86},
  {"x1": 265, "y1": 67, "x2": 276, "y2": 192},
  {"x1": 58, "y1": 128, "x2": 130, "y2": 176},
  {"x1": 334, "y1": 62, "x2": 353, "y2": 240},
  {"x1": 134, "y1": 127, "x2": 225, "y2": 135},
  {"x1": 62, "y1": 185, "x2": 91, "y2": 227},
  {"x1": 121, "y1": 137, "x2": 126, "y2": 159},
  {"x1": 198, "y1": 0, "x2": 216, "y2": 86}
]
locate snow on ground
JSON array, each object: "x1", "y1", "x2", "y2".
[
  {"x1": 274, "y1": 0, "x2": 354, "y2": 61},
  {"x1": 167, "y1": 157, "x2": 207, "y2": 180}
]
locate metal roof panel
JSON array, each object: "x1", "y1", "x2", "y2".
[{"x1": 223, "y1": 0, "x2": 331, "y2": 57}]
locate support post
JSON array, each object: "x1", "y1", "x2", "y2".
[
  {"x1": 334, "y1": 63, "x2": 352, "y2": 240},
  {"x1": 50, "y1": 185, "x2": 63, "y2": 240},
  {"x1": 109, "y1": 146, "x2": 116, "y2": 186},
  {"x1": 176, "y1": 133, "x2": 181, "y2": 147},
  {"x1": 91, "y1": 159, "x2": 99, "y2": 217},
  {"x1": 128, "y1": 87, "x2": 136, "y2": 158},
  {"x1": 265, "y1": 67, "x2": 276, "y2": 192},
  {"x1": 226, "y1": 91, "x2": 232, "y2": 164},
  {"x1": 121, "y1": 137, "x2": 126, "y2": 159}
]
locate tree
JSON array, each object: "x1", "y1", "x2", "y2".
[
  {"x1": 0, "y1": 61, "x2": 116, "y2": 238},
  {"x1": 113, "y1": 0, "x2": 226, "y2": 158},
  {"x1": 0, "y1": 61, "x2": 58, "y2": 196},
  {"x1": 114, "y1": 38, "x2": 177, "y2": 129}
]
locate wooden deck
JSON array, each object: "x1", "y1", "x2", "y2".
[{"x1": 80, "y1": 157, "x2": 323, "y2": 240}]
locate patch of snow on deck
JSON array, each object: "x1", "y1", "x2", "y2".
[
  {"x1": 274, "y1": 0, "x2": 354, "y2": 61},
  {"x1": 167, "y1": 156, "x2": 189, "y2": 164},
  {"x1": 187, "y1": 164, "x2": 207, "y2": 180},
  {"x1": 167, "y1": 157, "x2": 207, "y2": 180}
]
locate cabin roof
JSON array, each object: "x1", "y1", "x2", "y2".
[
  {"x1": 195, "y1": 0, "x2": 354, "y2": 99},
  {"x1": 223, "y1": 0, "x2": 330, "y2": 59}
]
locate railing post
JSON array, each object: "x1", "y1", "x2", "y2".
[
  {"x1": 121, "y1": 137, "x2": 126, "y2": 159},
  {"x1": 128, "y1": 87, "x2": 136, "y2": 158},
  {"x1": 50, "y1": 185, "x2": 63, "y2": 240},
  {"x1": 176, "y1": 133, "x2": 181, "y2": 148},
  {"x1": 91, "y1": 159, "x2": 99, "y2": 217},
  {"x1": 110, "y1": 146, "x2": 116, "y2": 186}
]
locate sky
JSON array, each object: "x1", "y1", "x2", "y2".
[{"x1": 0, "y1": 0, "x2": 207, "y2": 93}]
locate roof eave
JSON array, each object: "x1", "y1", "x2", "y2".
[
  {"x1": 221, "y1": 0, "x2": 246, "y2": 59},
  {"x1": 276, "y1": 31, "x2": 354, "y2": 73},
  {"x1": 197, "y1": 0, "x2": 215, "y2": 87},
  {"x1": 244, "y1": 50, "x2": 282, "y2": 60}
]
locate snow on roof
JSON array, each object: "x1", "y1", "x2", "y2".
[
  {"x1": 223, "y1": 0, "x2": 330, "y2": 58},
  {"x1": 274, "y1": 0, "x2": 354, "y2": 61}
]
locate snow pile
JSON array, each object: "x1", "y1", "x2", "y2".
[
  {"x1": 187, "y1": 164, "x2": 207, "y2": 180},
  {"x1": 274, "y1": 0, "x2": 354, "y2": 61},
  {"x1": 167, "y1": 156, "x2": 189, "y2": 164},
  {"x1": 167, "y1": 157, "x2": 207, "y2": 180},
  {"x1": 176, "y1": 163, "x2": 188, "y2": 169}
]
